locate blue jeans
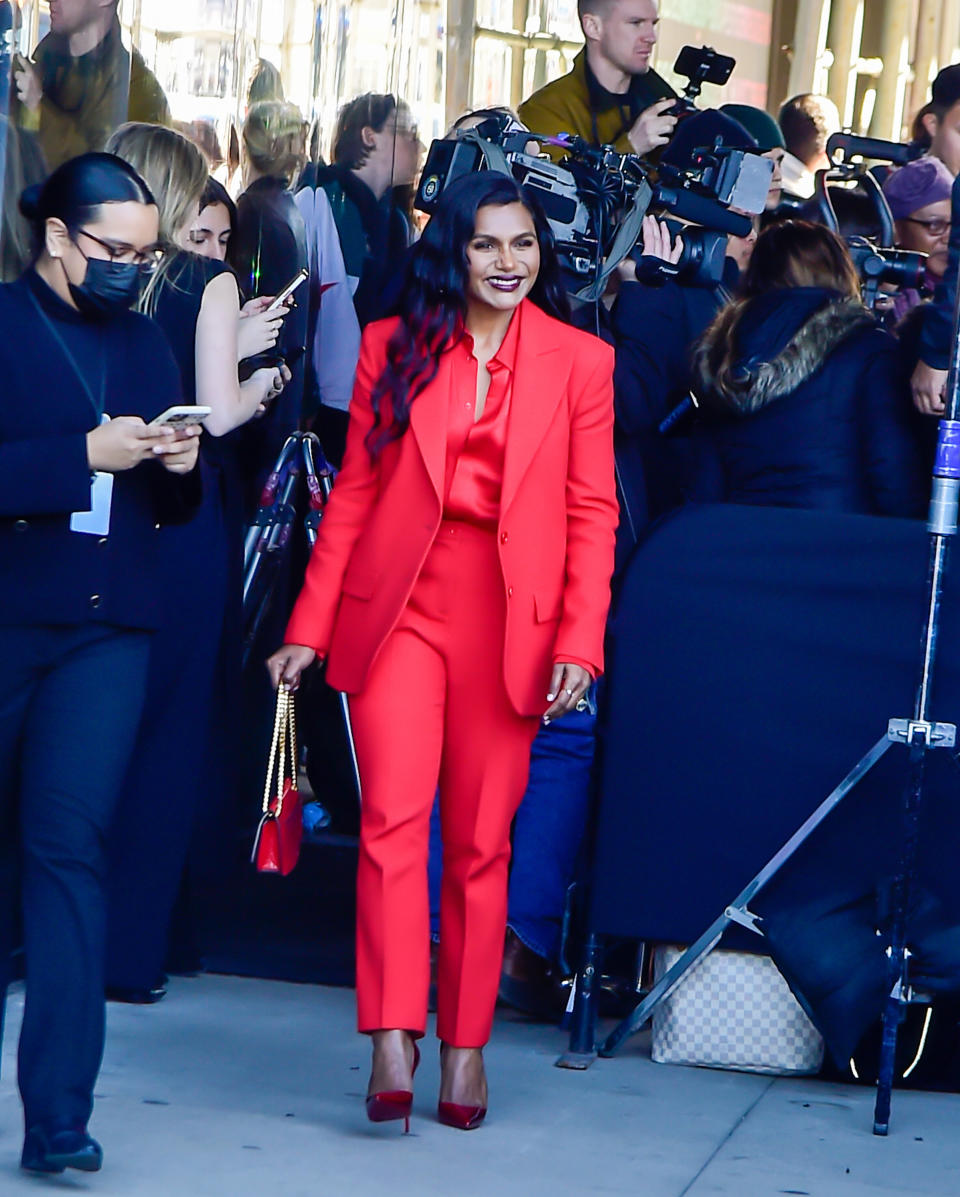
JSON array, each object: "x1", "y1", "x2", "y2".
[{"x1": 429, "y1": 687, "x2": 597, "y2": 963}]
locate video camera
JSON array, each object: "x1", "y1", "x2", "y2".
[
  {"x1": 415, "y1": 49, "x2": 773, "y2": 299},
  {"x1": 811, "y1": 132, "x2": 927, "y2": 310}
]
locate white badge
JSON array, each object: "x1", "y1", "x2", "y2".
[{"x1": 70, "y1": 415, "x2": 114, "y2": 536}]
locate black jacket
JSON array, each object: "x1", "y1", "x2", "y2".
[
  {"x1": 691, "y1": 287, "x2": 925, "y2": 517},
  {"x1": 0, "y1": 270, "x2": 198, "y2": 629},
  {"x1": 612, "y1": 273, "x2": 732, "y2": 530}
]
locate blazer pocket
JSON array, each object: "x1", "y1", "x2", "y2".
[
  {"x1": 341, "y1": 565, "x2": 377, "y2": 600},
  {"x1": 533, "y1": 590, "x2": 563, "y2": 623}
]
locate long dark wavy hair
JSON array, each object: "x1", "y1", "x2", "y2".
[{"x1": 366, "y1": 171, "x2": 571, "y2": 457}]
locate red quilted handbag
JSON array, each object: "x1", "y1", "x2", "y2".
[{"x1": 252, "y1": 685, "x2": 302, "y2": 875}]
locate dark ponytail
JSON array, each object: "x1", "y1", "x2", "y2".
[{"x1": 20, "y1": 151, "x2": 155, "y2": 257}]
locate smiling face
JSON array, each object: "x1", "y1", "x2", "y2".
[
  {"x1": 465, "y1": 203, "x2": 541, "y2": 315},
  {"x1": 895, "y1": 198, "x2": 953, "y2": 279},
  {"x1": 583, "y1": 0, "x2": 659, "y2": 79}
]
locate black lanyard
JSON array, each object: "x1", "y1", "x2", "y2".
[{"x1": 28, "y1": 286, "x2": 107, "y2": 421}]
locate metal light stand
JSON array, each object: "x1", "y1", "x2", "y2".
[
  {"x1": 242, "y1": 431, "x2": 361, "y2": 800},
  {"x1": 561, "y1": 284, "x2": 960, "y2": 1136}
]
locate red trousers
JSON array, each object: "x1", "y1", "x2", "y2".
[{"x1": 350, "y1": 521, "x2": 540, "y2": 1046}]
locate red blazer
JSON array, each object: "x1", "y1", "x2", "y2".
[{"x1": 285, "y1": 299, "x2": 618, "y2": 717}]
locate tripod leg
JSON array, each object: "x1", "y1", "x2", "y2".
[
  {"x1": 874, "y1": 731, "x2": 927, "y2": 1136},
  {"x1": 338, "y1": 692, "x2": 362, "y2": 802},
  {"x1": 600, "y1": 920, "x2": 726, "y2": 1057},
  {"x1": 556, "y1": 932, "x2": 602, "y2": 1069}
]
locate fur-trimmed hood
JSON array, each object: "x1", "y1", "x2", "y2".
[{"x1": 693, "y1": 288, "x2": 877, "y2": 416}]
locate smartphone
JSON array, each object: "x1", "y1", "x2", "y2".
[
  {"x1": 149, "y1": 406, "x2": 212, "y2": 428},
  {"x1": 266, "y1": 269, "x2": 308, "y2": 311}
]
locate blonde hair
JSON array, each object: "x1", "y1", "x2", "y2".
[
  {"x1": 243, "y1": 101, "x2": 306, "y2": 183},
  {"x1": 105, "y1": 122, "x2": 208, "y2": 311}
]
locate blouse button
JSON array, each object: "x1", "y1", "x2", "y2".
[
  {"x1": 89, "y1": 594, "x2": 102, "y2": 609},
  {"x1": 13, "y1": 519, "x2": 28, "y2": 533}
]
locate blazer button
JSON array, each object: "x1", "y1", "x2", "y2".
[
  {"x1": 500, "y1": 531, "x2": 508, "y2": 543},
  {"x1": 507, "y1": 586, "x2": 513, "y2": 598},
  {"x1": 13, "y1": 519, "x2": 29, "y2": 533},
  {"x1": 89, "y1": 594, "x2": 102, "y2": 609}
]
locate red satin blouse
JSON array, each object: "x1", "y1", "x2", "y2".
[{"x1": 442, "y1": 305, "x2": 521, "y2": 530}]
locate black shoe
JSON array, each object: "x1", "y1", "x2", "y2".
[
  {"x1": 105, "y1": 979, "x2": 167, "y2": 1004},
  {"x1": 498, "y1": 929, "x2": 569, "y2": 1021},
  {"x1": 21, "y1": 1126, "x2": 103, "y2": 1174}
]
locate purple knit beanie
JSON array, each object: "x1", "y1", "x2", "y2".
[{"x1": 883, "y1": 156, "x2": 955, "y2": 220}]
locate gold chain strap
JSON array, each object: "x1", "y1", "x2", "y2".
[{"x1": 261, "y1": 685, "x2": 298, "y2": 817}]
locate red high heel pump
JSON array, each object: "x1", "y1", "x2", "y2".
[
  {"x1": 366, "y1": 1041, "x2": 421, "y2": 1133},
  {"x1": 437, "y1": 1100, "x2": 486, "y2": 1131},
  {"x1": 437, "y1": 1044, "x2": 487, "y2": 1130}
]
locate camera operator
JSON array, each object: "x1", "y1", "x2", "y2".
[
  {"x1": 882, "y1": 156, "x2": 954, "y2": 324},
  {"x1": 911, "y1": 172, "x2": 960, "y2": 416},
  {"x1": 518, "y1": 0, "x2": 677, "y2": 159},
  {"x1": 690, "y1": 221, "x2": 924, "y2": 517},
  {"x1": 611, "y1": 109, "x2": 762, "y2": 527}
]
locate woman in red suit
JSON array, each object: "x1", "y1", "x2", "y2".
[{"x1": 268, "y1": 172, "x2": 617, "y2": 1130}]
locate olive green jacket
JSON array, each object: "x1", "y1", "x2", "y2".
[
  {"x1": 519, "y1": 49, "x2": 674, "y2": 159},
  {"x1": 29, "y1": 20, "x2": 170, "y2": 170}
]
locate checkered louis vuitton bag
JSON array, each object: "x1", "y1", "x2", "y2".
[{"x1": 651, "y1": 946, "x2": 825, "y2": 1076}]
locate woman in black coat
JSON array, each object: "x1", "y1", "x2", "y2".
[
  {"x1": 0, "y1": 153, "x2": 200, "y2": 1175},
  {"x1": 691, "y1": 221, "x2": 925, "y2": 518}
]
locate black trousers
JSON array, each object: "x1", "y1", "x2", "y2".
[
  {"x1": 0, "y1": 623, "x2": 151, "y2": 1131},
  {"x1": 105, "y1": 490, "x2": 228, "y2": 991}
]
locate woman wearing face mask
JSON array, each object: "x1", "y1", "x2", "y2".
[
  {"x1": 0, "y1": 153, "x2": 201, "y2": 1175},
  {"x1": 268, "y1": 173, "x2": 618, "y2": 1131},
  {"x1": 101, "y1": 122, "x2": 290, "y2": 1006}
]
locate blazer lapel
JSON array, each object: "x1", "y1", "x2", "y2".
[
  {"x1": 408, "y1": 349, "x2": 450, "y2": 504},
  {"x1": 501, "y1": 303, "x2": 565, "y2": 517}
]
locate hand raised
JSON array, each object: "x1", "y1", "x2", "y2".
[{"x1": 627, "y1": 98, "x2": 678, "y2": 156}]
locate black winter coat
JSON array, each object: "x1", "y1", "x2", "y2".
[
  {"x1": 612, "y1": 274, "x2": 730, "y2": 531},
  {"x1": 691, "y1": 287, "x2": 925, "y2": 517}
]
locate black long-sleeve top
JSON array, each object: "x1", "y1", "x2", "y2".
[{"x1": 0, "y1": 269, "x2": 197, "y2": 628}]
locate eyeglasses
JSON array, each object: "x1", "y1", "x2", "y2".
[
  {"x1": 901, "y1": 217, "x2": 952, "y2": 238},
  {"x1": 76, "y1": 228, "x2": 165, "y2": 272}
]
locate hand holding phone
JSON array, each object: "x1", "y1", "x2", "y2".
[{"x1": 265, "y1": 268, "x2": 309, "y2": 311}]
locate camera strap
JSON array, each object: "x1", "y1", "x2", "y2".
[
  {"x1": 574, "y1": 178, "x2": 652, "y2": 303},
  {"x1": 458, "y1": 129, "x2": 513, "y2": 177}
]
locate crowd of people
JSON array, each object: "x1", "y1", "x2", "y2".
[{"x1": 1, "y1": 0, "x2": 959, "y2": 1176}]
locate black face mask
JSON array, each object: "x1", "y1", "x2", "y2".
[{"x1": 64, "y1": 246, "x2": 143, "y2": 320}]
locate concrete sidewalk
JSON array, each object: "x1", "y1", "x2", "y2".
[{"x1": 1, "y1": 973, "x2": 957, "y2": 1196}]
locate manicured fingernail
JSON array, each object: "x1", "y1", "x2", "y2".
[
  {"x1": 546, "y1": 692, "x2": 556, "y2": 701},
  {"x1": 542, "y1": 715, "x2": 551, "y2": 725}
]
